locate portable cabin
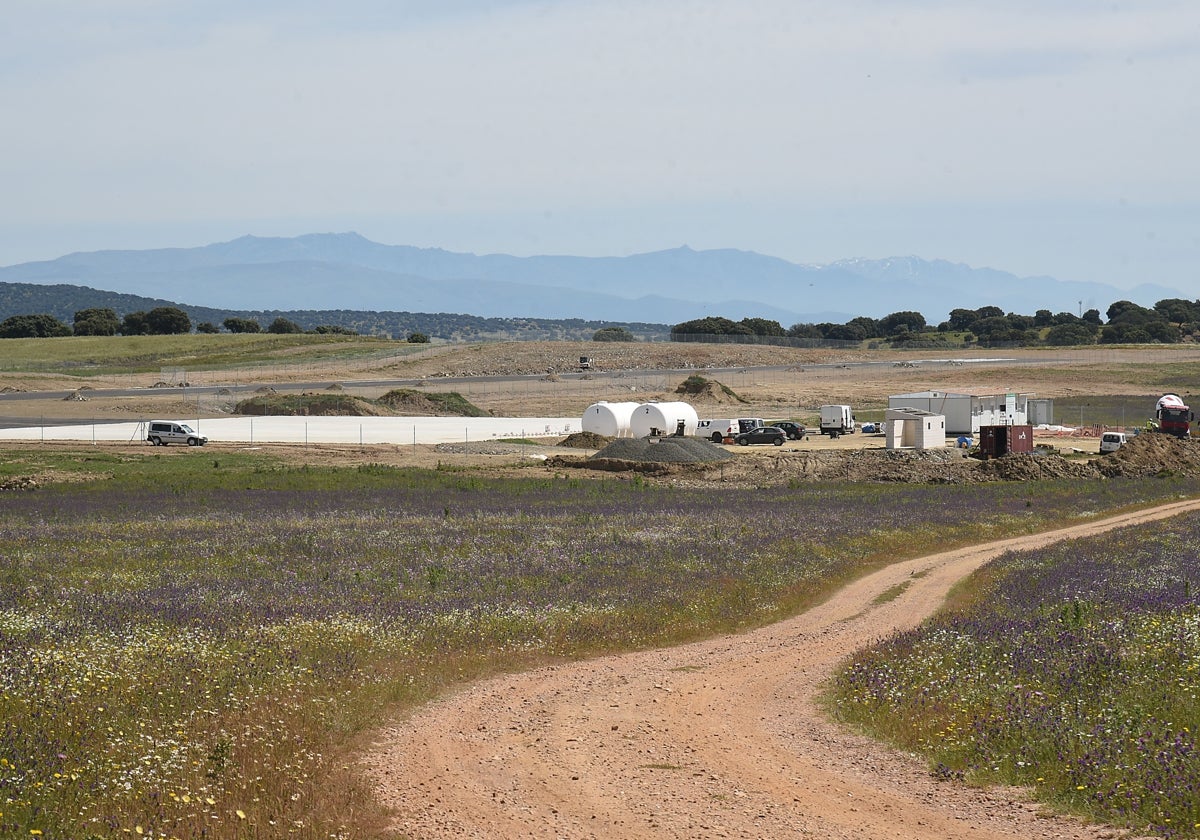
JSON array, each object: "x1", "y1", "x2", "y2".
[
  {"x1": 888, "y1": 390, "x2": 1031, "y2": 435},
  {"x1": 884, "y1": 408, "x2": 946, "y2": 450},
  {"x1": 1028, "y1": 399, "x2": 1054, "y2": 426}
]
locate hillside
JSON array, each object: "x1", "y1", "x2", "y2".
[
  {"x1": 1, "y1": 232, "x2": 1184, "y2": 325},
  {"x1": 0, "y1": 281, "x2": 669, "y2": 341}
]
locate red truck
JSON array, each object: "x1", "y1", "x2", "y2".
[{"x1": 1155, "y1": 394, "x2": 1194, "y2": 437}]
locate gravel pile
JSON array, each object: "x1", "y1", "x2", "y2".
[{"x1": 591, "y1": 436, "x2": 733, "y2": 464}]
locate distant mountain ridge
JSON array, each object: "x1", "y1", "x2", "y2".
[{"x1": 0, "y1": 232, "x2": 1183, "y2": 325}]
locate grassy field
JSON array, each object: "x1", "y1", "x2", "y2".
[
  {"x1": 3, "y1": 450, "x2": 1200, "y2": 839},
  {"x1": 5, "y1": 337, "x2": 1200, "y2": 838},
  {"x1": 0, "y1": 334, "x2": 412, "y2": 377},
  {"x1": 833, "y1": 515, "x2": 1200, "y2": 837}
]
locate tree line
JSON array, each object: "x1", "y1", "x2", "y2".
[
  {"x1": 0, "y1": 308, "x2": 366, "y2": 339},
  {"x1": 670, "y1": 299, "x2": 1200, "y2": 346},
  {"x1": 0, "y1": 282, "x2": 664, "y2": 341}
]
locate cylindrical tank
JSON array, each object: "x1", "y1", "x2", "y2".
[
  {"x1": 630, "y1": 401, "x2": 699, "y2": 438},
  {"x1": 1158, "y1": 393, "x2": 1187, "y2": 411},
  {"x1": 581, "y1": 401, "x2": 639, "y2": 438}
]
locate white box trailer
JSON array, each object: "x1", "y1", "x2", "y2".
[{"x1": 819, "y1": 405, "x2": 856, "y2": 438}]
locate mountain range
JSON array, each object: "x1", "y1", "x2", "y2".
[{"x1": 0, "y1": 232, "x2": 1184, "y2": 326}]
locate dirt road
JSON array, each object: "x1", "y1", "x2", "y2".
[{"x1": 366, "y1": 501, "x2": 1200, "y2": 839}]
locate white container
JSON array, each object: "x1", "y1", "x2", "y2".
[
  {"x1": 581, "y1": 401, "x2": 640, "y2": 438},
  {"x1": 630, "y1": 401, "x2": 699, "y2": 438}
]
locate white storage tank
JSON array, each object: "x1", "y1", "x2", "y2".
[
  {"x1": 630, "y1": 401, "x2": 699, "y2": 438},
  {"x1": 581, "y1": 401, "x2": 639, "y2": 438}
]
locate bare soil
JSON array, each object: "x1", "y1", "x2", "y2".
[
  {"x1": 6, "y1": 342, "x2": 1200, "y2": 424},
  {"x1": 365, "y1": 501, "x2": 1200, "y2": 840}
]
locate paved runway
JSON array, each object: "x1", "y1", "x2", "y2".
[{"x1": 0, "y1": 415, "x2": 581, "y2": 445}]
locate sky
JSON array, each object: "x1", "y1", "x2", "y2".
[{"x1": 3, "y1": 0, "x2": 1199, "y2": 293}]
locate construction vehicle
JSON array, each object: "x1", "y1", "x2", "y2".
[{"x1": 1155, "y1": 393, "x2": 1193, "y2": 437}]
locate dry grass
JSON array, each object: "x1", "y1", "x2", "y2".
[{"x1": 4, "y1": 339, "x2": 1200, "y2": 428}]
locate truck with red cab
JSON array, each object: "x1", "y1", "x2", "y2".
[{"x1": 1155, "y1": 393, "x2": 1193, "y2": 437}]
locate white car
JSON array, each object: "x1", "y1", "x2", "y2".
[
  {"x1": 1099, "y1": 431, "x2": 1126, "y2": 454},
  {"x1": 146, "y1": 421, "x2": 207, "y2": 446}
]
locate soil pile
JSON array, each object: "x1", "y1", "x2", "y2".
[
  {"x1": 1096, "y1": 431, "x2": 1200, "y2": 478},
  {"x1": 674, "y1": 375, "x2": 745, "y2": 404},
  {"x1": 558, "y1": 431, "x2": 611, "y2": 449},
  {"x1": 690, "y1": 449, "x2": 984, "y2": 484},
  {"x1": 586, "y1": 436, "x2": 734, "y2": 472},
  {"x1": 979, "y1": 452, "x2": 1102, "y2": 481},
  {"x1": 234, "y1": 394, "x2": 388, "y2": 416},
  {"x1": 567, "y1": 445, "x2": 1122, "y2": 485},
  {"x1": 376, "y1": 389, "x2": 487, "y2": 417}
]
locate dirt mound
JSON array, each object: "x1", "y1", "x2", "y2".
[
  {"x1": 376, "y1": 389, "x2": 487, "y2": 417},
  {"x1": 559, "y1": 431, "x2": 611, "y2": 449},
  {"x1": 684, "y1": 449, "x2": 983, "y2": 484},
  {"x1": 675, "y1": 375, "x2": 745, "y2": 404},
  {"x1": 1096, "y1": 431, "x2": 1200, "y2": 478},
  {"x1": 979, "y1": 452, "x2": 1102, "y2": 481},
  {"x1": 325, "y1": 382, "x2": 344, "y2": 391},
  {"x1": 234, "y1": 394, "x2": 388, "y2": 416},
  {"x1": 591, "y1": 436, "x2": 734, "y2": 465}
]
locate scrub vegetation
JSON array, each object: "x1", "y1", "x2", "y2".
[
  {"x1": 834, "y1": 514, "x2": 1200, "y2": 837},
  {"x1": 3, "y1": 454, "x2": 1200, "y2": 839},
  {"x1": 232, "y1": 389, "x2": 486, "y2": 417},
  {"x1": 0, "y1": 333, "x2": 403, "y2": 377}
]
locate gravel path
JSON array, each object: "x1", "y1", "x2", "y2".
[{"x1": 364, "y1": 501, "x2": 1200, "y2": 839}]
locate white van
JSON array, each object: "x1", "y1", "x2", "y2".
[
  {"x1": 695, "y1": 418, "x2": 764, "y2": 443},
  {"x1": 1099, "y1": 431, "x2": 1126, "y2": 454},
  {"x1": 819, "y1": 404, "x2": 856, "y2": 438},
  {"x1": 147, "y1": 421, "x2": 208, "y2": 447}
]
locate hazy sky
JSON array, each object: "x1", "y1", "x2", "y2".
[{"x1": 4, "y1": 1, "x2": 1199, "y2": 292}]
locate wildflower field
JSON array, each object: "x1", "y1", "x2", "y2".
[
  {"x1": 3, "y1": 451, "x2": 1200, "y2": 838},
  {"x1": 835, "y1": 509, "x2": 1200, "y2": 837}
]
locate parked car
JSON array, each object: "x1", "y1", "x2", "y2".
[
  {"x1": 696, "y1": 417, "x2": 765, "y2": 442},
  {"x1": 770, "y1": 421, "x2": 807, "y2": 440},
  {"x1": 1099, "y1": 431, "x2": 1127, "y2": 453},
  {"x1": 146, "y1": 420, "x2": 207, "y2": 446},
  {"x1": 734, "y1": 426, "x2": 787, "y2": 446}
]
